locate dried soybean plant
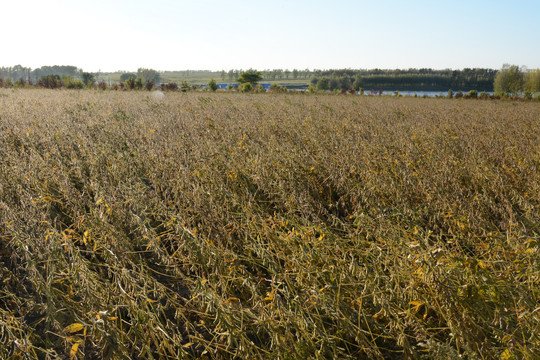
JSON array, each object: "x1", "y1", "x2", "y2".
[{"x1": 0, "y1": 89, "x2": 538, "y2": 359}]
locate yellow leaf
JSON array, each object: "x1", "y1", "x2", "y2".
[
  {"x1": 182, "y1": 342, "x2": 194, "y2": 348},
  {"x1": 413, "y1": 226, "x2": 418, "y2": 235},
  {"x1": 146, "y1": 298, "x2": 158, "y2": 303},
  {"x1": 263, "y1": 294, "x2": 274, "y2": 302},
  {"x1": 70, "y1": 341, "x2": 81, "y2": 359},
  {"x1": 501, "y1": 349, "x2": 516, "y2": 360},
  {"x1": 224, "y1": 297, "x2": 239, "y2": 303},
  {"x1": 64, "y1": 323, "x2": 84, "y2": 334},
  {"x1": 108, "y1": 316, "x2": 117, "y2": 321},
  {"x1": 409, "y1": 301, "x2": 424, "y2": 313}
]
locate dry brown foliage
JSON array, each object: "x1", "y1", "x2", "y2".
[{"x1": 0, "y1": 89, "x2": 538, "y2": 359}]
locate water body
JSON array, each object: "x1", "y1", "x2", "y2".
[{"x1": 378, "y1": 90, "x2": 494, "y2": 97}]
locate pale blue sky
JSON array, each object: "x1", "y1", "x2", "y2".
[{"x1": 2, "y1": 0, "x2": 539, "y2": 72}]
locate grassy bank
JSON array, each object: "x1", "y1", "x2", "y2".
[{"x1": 0, "y1": 90, "x2": 538, "y2": 359}]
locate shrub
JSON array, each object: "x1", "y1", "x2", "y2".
[
  {"x1": 0, "y1": 77, "x2": 3, "y2": 88},
  {"x1": 38, "y1": 75, "x2": 62, "y2": 89},
  {"x1": 97, "y1": 81, "x2": 108, "y2": 90},
  {"x1": 134, "y1": 78, "x2": 143, "y2": 90},
  {"x1": 269, "y1": 83, "x2": 286, "y2": 93},
  {"x1": 14, "y1": 78, "x2": 26, "y2": 88},
  {"x1": 208, "y1": 79, "x2": 218, "y2": 92},
  {"x1": 467, "y1": 90, "x2": 478, "y2": 99},
  {"x1": 447, "y1": 89, "x2": 454, "y2": 98},
  {"x1": 254, "y1": 85, "x2": 266, "y2": 93},
  {"x1": 239, "y1": 83, "x2": 253, "y2": 93},
  {"x1": 227, "y1": 84, "x2": 234, "y2": 91},
  {"x1": 162, "y1": 82, "x2": 178, "y2": 91},
  {"x1": 308, "y1": 84, "x2": 315, "y2": 94},
  {"x1": 181, "y1": 81, "x2": 190, "y2": 92},
  {"x1": 145, "y1": 81, "x2": 154, "y2": 91},
  {"x1": 125, "y1": 78, "x2": 135, "y2": 90},
  {"x1": 479, "y1": 91, "x2": 489, "y2": 100},
  {"x1": 65, "y1": 77, "x2": 84, "y2": 89},
  {"x1": 524, "y1": 91, "x2": 532, "y2": 100},
  {"x1": 455, "y1": 90, "x2": 464, "y2": 99}
]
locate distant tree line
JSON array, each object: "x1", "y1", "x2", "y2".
[
  {"x1": 159, "y1": 69, "x2": 312, "y2": 82},
  {"x1": 0, "y1": 65, "x2": 82, "y2": 83},
  {"x1": 310, "y1": 68, "x2": 498, "y2": 92},
  {"x1": 2, "y1": 64, "x2": 539, "y2": 98}
]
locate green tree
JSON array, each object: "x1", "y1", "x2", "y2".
[
  {"x1": 352, "y1": 74, "x2": 363, "y2": 91},
  {"x1": 328, "y1": 76, "x2": 339, "y2": 90},
  {"x1": 137, "y1": 68, "x2": 161, "y2": 84},
  {"x1": 63, "y1": 75, "x2": 84, "y2": 89},
  {"x1": 494, "y1": 64, "x2": 523, "y2": 96},
  {"x1": 120, "y1": 73, "x2": 137, "y2": 82},
  {"x1": 208, "y1": 78, "x2": 218, "y2": 92},
  {"x1": 82, "y1": 72, "x2": 95, "y2": 86},
  {"x1": 284, "y1": 69, "x2": 291, "y2": 80},
  {"x1": 37, "y1": 74, "x2": 62, "y2": 89},
  {"x1": 524, "y1": 68, "x2": 540, "y2": 93},
  {"x1": 339, "y1": 75, "x2": 352, "y2": 90},
  {"x1": 237, "y1": 70, "x2": 262, "y2": 85},
  {"x1": 317, "y1": 77, "x2": 329, "y2": 91}
]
